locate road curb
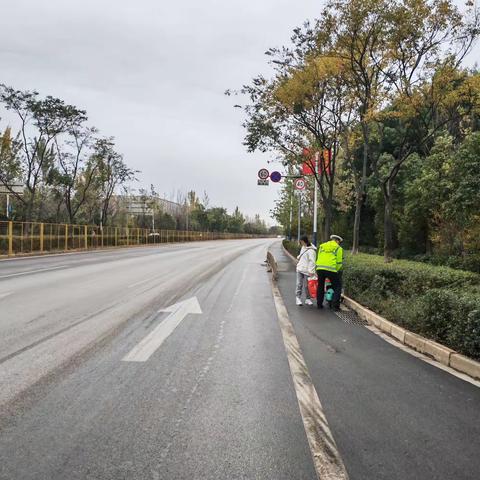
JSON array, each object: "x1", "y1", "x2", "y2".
[{"x1": 281, "y1": 243, "x2": 480, "y2": 381}]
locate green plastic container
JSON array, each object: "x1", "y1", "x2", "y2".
[{"x1": 325, "y1": 288, "x2": 334, "y2": 302}]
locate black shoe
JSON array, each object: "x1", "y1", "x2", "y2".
[
  {"x1": 332, "y1": 306, "x2": 340, "y2": 312},
  {"x1": 317, "y1": 304, "x2": 323, "y2": 309}
]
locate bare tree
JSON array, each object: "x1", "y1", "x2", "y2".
[
  {"x1": 0, "y1": 85, "x2": 87, "y2": 220},
  {"x1": 54, "y1": 126, "x2": 98, "y2": 223}
]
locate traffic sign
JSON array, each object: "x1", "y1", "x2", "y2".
[
  {"x1": 294, "y1": 178, "x2": 306, "y2": 190},
  {"x1": 257, "y1": 179, "x2": 269, "y2": 186},
  {"x1": 0, "y1": 183, "x2": 23, "y2": 194},
  {"x1": 258, "y1": 168, "x2": 269, "y2": 180},
  {"x1": 270, "y1": 171, "x2": 282, "y2": 183}
]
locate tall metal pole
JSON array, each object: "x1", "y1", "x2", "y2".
[
  {"x1": 6, "y1": 193, "x2": 10, "y2": 219},
  {"x1": 313, "y1": 151, "x2": 319, "y2": 246},
  {"x1": 297, "y1": 192, "x2": 301, "y2": 242},
  {"x1": 288, "y1": 182, "x2": 293, "y2": 241}
]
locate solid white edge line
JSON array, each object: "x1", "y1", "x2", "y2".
[{"x1": 270, "y1": 278, "x2": 349, "y2": 480}]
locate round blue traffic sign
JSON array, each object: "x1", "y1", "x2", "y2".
[{"x1": 270, "y1": 171, "x2": 282, "y2": 183}]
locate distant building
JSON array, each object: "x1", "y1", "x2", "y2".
[{"x1": 115, "y1": 195, "x2": 184, "y2": 217}]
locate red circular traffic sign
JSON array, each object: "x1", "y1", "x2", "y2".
[
  {"x1": 294, "y1": 178, "x2": 306, "y2": 190},
  {"x1": 258, "y1": 168, "x2": 269, "y2": 180}
]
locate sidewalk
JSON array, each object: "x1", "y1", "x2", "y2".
[{"x1": 270, "y1": 242, "x2": 480, "y2": 480}]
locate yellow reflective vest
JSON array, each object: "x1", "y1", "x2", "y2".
[{"x1": 316, "y1": 240, "x2": 343, "y2": 273}]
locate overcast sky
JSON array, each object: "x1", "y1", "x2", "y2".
[{"x1": 1, "y1": 1, "x2": 478, "y2": 224}]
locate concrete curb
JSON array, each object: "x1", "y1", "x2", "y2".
[{"x1": 281, "y1": 242, "x2": 480, "y2": 381}]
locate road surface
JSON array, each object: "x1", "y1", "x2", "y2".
[{"x1": 0, "y1": 239, "x2": 479, "y2": 479}]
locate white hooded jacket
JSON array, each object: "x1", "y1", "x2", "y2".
[{"x1": 296, "y1": 245, "x2": 317, "y2": 276}]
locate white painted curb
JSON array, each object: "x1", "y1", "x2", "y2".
[{"x1": 281, "y1": 243, "x2": 480, "y2": 381}]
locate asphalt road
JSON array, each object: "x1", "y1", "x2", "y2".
[{"x1": 0, "y1": 240, "x2": 479, "y2": 479}]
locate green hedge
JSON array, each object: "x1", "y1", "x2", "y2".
[
  {"x1": 283, "y1": 239, "x2": 300, "y2": 258},
  {"x1": 410, "y1": 253, "x2": 480, "y2": 274},
  {"x1": 343, "y1": 254, "x2": 480, "y2": 360}
]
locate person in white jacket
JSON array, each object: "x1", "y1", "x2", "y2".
[{"x1": 296, "y1": 235, "x2": 317, "y2": 306}]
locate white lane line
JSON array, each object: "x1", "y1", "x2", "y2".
[
  {"x1": 122, "y1": 297, "x2": 202, "y2": 362},
  {"x1": 271, "y1": 279, "x2": 349, "y2": 480},
  {"x1": 0, "y1": 265, "x2": 68, "y2": 279},
  {"x1": 0, "y1": 291, "x2": 13, "y2": 300},
  {"x1": 127, "y1": 274, "x2": 161, "y2": 289}
]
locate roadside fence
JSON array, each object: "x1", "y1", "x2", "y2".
[{"x1": 0, "y1": 221, "x2": 262, "y2": 257}]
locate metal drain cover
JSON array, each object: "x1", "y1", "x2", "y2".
[{"x1": 334, "y1": 309, "x2": 368, "y2": 326}]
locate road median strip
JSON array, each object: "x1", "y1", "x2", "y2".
[
  {"x1": 269, "y1": 272, "x2": 349, "y2": 480},
  {"x1": 281, "y1": 243, "x2": 480, "y2": 382},
  {"x1": 269, "y1": 244, "x2": 349, "y2": 478}
]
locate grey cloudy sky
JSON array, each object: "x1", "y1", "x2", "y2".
[
  {"x1": 1, "y1": 1, "x2": 477, "y2": 224},
  {"x1": 0, "y1": 0, "x2": 327, "y2": 223}
]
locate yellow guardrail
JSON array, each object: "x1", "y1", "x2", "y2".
[{"x1": 0, "y1": 221, "x2": 261, "y2": 257}]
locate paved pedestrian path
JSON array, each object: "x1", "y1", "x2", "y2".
[{"x1": 271, "y1": 242, "x2": 480, "y2": 480}]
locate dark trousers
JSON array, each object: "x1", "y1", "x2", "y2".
[{"x1": 316, "y1": 270, "x2": 342, "y2": 309}]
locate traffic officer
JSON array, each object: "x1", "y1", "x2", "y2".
[{"x1": 316, "y1": 234, "x2": 343, "y2": 311}]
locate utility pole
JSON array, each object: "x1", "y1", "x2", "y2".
[{"x1": 6, "y1": 193, "x2": 10, "y2": 219}]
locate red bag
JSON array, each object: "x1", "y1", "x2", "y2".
[{"x1": 307, "y1": 278, "x2": 318, "y2": 299}]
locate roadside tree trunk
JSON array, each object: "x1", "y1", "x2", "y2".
[
  {"x1": 352, "y1": 125, "x2": 369, "y2": 254},
  {"x1": 352, "y1": 194, "x2": 362, "y2": 254},
  {"x1": 383, "y1": 181, "x2": 395, "y2": 263},
  {"x1": 323, "y1": 201, "x2": 332, "y2": 242}
]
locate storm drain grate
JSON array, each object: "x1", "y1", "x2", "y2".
[{"x1": 334, "y1": 309, "x2": 368, "y2": 326}]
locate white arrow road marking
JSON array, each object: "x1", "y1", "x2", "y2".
[{"x1": 122, "y1": 297, "x2": 202, "y2": 362}]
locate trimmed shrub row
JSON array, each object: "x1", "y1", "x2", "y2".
[
  {"x1": 283, "y1": 240, "x2": 300, "y2": 258},
  {"x1": 343, "y1": 254, "x2": 480, "y2": 360},
  {"x1": 411, "y1": 253, "x2": 480, "y2": 274}
]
